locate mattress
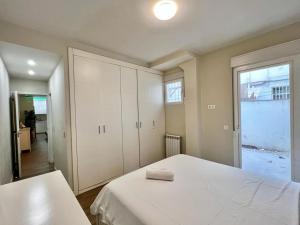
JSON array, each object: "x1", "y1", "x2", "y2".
[{"x1": 90, "y1": 154, "x2": 300, "y2": 225}]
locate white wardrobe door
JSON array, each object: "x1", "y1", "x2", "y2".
[
  {"x1": 121, "y1": 67, "x2": 140, "y2": 173},
  {"x1": 73, "y1": 56, "x2": 103, "y2": 190},
  {"x1": 138, "y1": 71, "x2": 165, "y2": 167},
  {"x1": 99, "y1": 62, "x2": 123, "y2": 180}
]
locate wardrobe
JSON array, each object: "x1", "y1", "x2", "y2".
[{"x1": 69, "y1": 49, "x2": 165, "y2": 194}]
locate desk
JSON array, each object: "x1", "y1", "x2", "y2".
[{"x1": 0, "y1": 171, "x2": 91, "y2": 225}]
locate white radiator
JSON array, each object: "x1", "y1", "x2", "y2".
[{"x1": 166, "y1": 134, "x2": 181, "y2": 157}]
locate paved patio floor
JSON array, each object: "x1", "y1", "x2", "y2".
[{"x1": 242, "y1": 147, "x2": 291, "y2": 180}]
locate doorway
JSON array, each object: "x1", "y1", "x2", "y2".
[
  {"x1": 0, "y1": 41, "x2": 65, "y2": 180},
  {"x1": 12, "y1": 93, "x2": 54, "y2": 179},
  {"x1": 234, "y1": 62, "x2": 292, "y2": 180}
]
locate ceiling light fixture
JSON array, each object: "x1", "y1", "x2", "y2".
[
  {"x1": 153, "y1": 0, "x2": 177, "y2": 21},
  {"x1": 28, "y1": 70, "x2": 35, "y2": 76},
  {"x1": 27, "y1": 59, "x2": 36, "y2": 66}
]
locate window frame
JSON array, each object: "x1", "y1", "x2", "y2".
[{"x1": 165, "y1": 78, "x2": 184, "y2": 105}]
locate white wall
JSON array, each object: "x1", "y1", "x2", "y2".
[
  {"x1": 164, "y1": 68, "x2": 186, "y2": 153},
  {"x1": 9, "y1": 78, "x2": 48, "y2": 94},
  {"x1": 0, "y1": 57, "x2": 12, "y2": 184},
  {"x1": 48, "y1": 59, "x2": 68, "y2": 180},
  {"x1": 241, "y1": 100, "x2": 290, "y2": 152}
]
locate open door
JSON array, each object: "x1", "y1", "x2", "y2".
[
  {"x1": 10, "y1": 91, "x2": 21, "y2": 178},
  {"x1": 234, "y1": 61, "x2": 292, "y2": 180},
  {"x1": 47, "y1": 94, "x2": 54, "y2": 163}
]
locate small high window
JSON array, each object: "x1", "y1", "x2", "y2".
[
  {"x1": 165, "y1": 79, "x2": 183, "y2": 104},
  {"x1": 33, "y1": 96, "x2": 47, "y2": 114}
]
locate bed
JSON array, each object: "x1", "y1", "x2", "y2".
[{"x1": 90, "y1": 154, "x2": 300, "y2": 225}]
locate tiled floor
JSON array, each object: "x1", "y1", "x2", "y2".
[
  {"x1": 242, "y1": 147, "x2": 291, "y2": 180},
  {"x1": 21, "y1": 133, "x2": 55, "y2": 179}
]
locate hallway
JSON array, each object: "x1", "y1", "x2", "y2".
[{"x1": 21, "y1": 133, "x2": 54, "y2": 178}]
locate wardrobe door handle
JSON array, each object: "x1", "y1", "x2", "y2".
[
  {"x1": 98, "y1": 125, "x2": 101, "y2": 134},
  {"x1": 139, "y1": 122, "x2": 142, "y2": 128},
  {"x1": 136, "y1": 122, "x2": 139, "y2": 129},
  {"x1": 103, "y1": 125, "x2": 106, "y2": 133}
]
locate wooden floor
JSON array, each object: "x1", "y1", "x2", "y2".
[
  {"x1": 77, "y1": 186, "x2": 103, "y2": 225},
  {"x1": 14, "y1": 132, "x2": 102, "y2": 224},
  {"x1": 20, "y1": 133, "x2": 55, "y2": 179},
  {"x1": 19, "y1": 133, "x2": 102, "y2": 225}
]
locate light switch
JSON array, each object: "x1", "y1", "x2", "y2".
[
  {"x1": 224, "y1": 125, "x2": 229, "y2": 130},
  {"x1": 208, "y1": 105, "x2": 216, "y2": 110}
]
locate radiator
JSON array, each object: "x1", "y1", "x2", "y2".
[{"x1": 165, "y1": 134, "x2": 181, "y2": 157}]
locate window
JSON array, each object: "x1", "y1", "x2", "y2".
[
  {"x1": 165, "y1": 79, "x2": 183, "y2": 103},
  {"x1": 272, "y1": 86, "x2": 290, "y2": 100},
  {"x1": 33, "y1": 96, "x2": 47, "y2": 114}
]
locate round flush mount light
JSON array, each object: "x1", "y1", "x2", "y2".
[
  {"x1": 153, "y1": 0, "x2": 177, "y2": 21},
  {"x1": 28, "y1": 70, "x2": 35, "y2": 76},
  {"x1": 27, "y1": 59, "x2": 36, "y2": 66}
]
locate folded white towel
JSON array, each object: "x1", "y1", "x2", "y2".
[{"x1": 146, "y1": 168, "x2": 174, "y2": 181}]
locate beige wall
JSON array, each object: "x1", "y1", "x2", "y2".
[
  {"x1": 10, "y1": 78, "x2": 48, "y2": 94},
  {"x1": 165, "y1": 105, "x2": 186, "y2": 152},
  {"x1": 198, "y1": 22, "x2": 300, "y2": 166},
  {"x1": 180, "y1": 59, "x2": 202, "y2": 157},
  {"x1": 0, "y1": 57, "x2": 12, "y2": 184},
  {"x1": 164, "y1": 68, "x2": 186, "y2": 153},
  {"x1": 18, "y1": 95, "x2": 34, "y2": 123}
]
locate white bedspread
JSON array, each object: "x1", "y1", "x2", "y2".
[{"x1": 90, "y1": 154, "x2": 300, "y2": 225}]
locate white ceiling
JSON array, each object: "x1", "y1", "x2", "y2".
[
  {"x1": 0, "y1": 42, "x2": 61, "y2": 81},
  {"x1": 0, "y1": 0, "x2": 300, "y2": 63}
]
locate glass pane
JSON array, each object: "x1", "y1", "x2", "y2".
[
  {"x1": 239, "y1": 63, "x2": 291, "y2": 181},
  {"x1": 33, "y1": 96, "x2": 47, "y2": 114},
  {"x1": 166, "y1": 80, "x2": 182, "y2": 103}
]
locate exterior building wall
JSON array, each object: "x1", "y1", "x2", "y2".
[
  {"x1": 245, "y1": 79, "x2": 289, "y2": 101},
  {"x1": 241, "y1": 100, "x2": 290, "y2": 152},
  {"x1": 241, "y1": 79, "x2": 289, "y2": 101}
]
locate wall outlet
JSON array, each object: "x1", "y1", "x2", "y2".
[{"x1": 208, "y1": 105, "x2": 216, "y2": 110}]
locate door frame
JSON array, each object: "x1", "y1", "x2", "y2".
[
  {"x1": 12, "y1": 91, "x2": 22, "y2": 178},
  {"x1": 46, "y1": 93, "x2": 54, "y2": 163},
  {"x1": 12, "y1": 91, "x2": 53, "y2": 178},
  {"x1": 233, "y1": 57, "x2": 294, "y2": 180}
]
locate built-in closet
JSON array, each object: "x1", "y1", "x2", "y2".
[{"x1": 69, "y1": 49, "x2": 165, "y2": 194}]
